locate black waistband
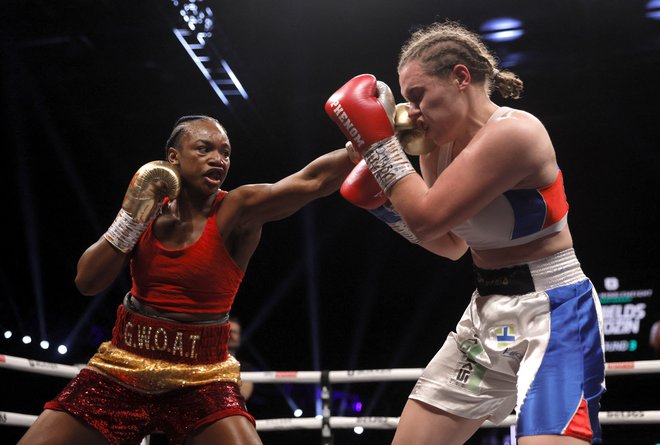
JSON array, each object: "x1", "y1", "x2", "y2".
[
  {"x1": 473, "y1": 263, "x2": 535, "y2": 296},
  {"x1": 123, "y1": 293, "x2": 230, "y2": 325}
]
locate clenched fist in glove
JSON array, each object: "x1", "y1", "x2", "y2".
[
  {"x1": 337, "y1": 100, "x2": 434, "y2": 210},
  {"x1": 339, "y1": 159, "x2": 387, "y2": 210},
  {"x1": 325, "y1": 74, "x2": 417, "y2": 194},
  {"x1": 104, "y1": 161, "x2": 180, "y2": 253}
]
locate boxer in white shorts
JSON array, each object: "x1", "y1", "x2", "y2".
[
  {"x1": 410, "y1": 248, "x2": 605, "y2": 442},
  {"x1": 324, "y1": 20, "x2": 607, "y2": 444}
]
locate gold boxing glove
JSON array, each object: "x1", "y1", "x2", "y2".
[
  {"x1": 104, "y1": 161, "x2": 181, "y2": 253},
  {"x1": 394, "y1": 103, "x2": 435, "y2": 155}
]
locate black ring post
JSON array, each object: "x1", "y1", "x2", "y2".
[{"x1": 320, "y1": 370, "x2": 333, "y2": 445}]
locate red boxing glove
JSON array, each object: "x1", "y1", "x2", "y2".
[
  {"x1": 325, "y1": 74, "x2": 395, "y2": 154},
  {"x1": 340, "y1": 160, "x2": 388, "y2": 209},
  {"x1": 341, "y1": 161, "x2": 418, "y2": 243}
]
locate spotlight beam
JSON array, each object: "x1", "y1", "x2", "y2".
[
  {"x1": 0, "y1": 268, "x2": 26, "y2": 334},
  {"x1": 243, "y1": 340, "x2": 300, "y2": 412},
  {"x1": 4, "y1": 51, "x2": 47, "y2": 343},
  {"x1": 24, "y1": 48, "x2": 142, "y2": 349},
  {"x1": 240, "y1": 262, "x2": 305, "y2": 346},
  {"x1": 364, "y1": 270, "x2": 457, "y2": 416},
  {"x1": 338, "y1": 258, "x2": 384, "y2": 415},
  {"x1": 301, "y1": 206, "x2": 324, "y2": 417},
  {"x1": 302, "y1": 207, "x2": 322, "y2": 372},
  {"x1": 62, "y1": 288, "x2": 113, "y2": 351}
]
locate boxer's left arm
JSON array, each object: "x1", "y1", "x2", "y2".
[
  {"x1": 339, "y1": 160, "x2": 387, "y2": 209},
  {"x1": 230, "y1": 148, "x2": 355, "y2": 226}
]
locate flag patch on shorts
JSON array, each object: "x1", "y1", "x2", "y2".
[{"x1": 495, "y1": 325, "x2": 516, "y2": 347}]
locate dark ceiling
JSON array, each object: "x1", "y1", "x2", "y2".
[{"x1": 2, "y1": 0, "x2": 660, "y2": 442}]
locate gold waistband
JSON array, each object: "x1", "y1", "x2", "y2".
[{"x1": 87, "y1": 341, "x2": 241, "y2": 394}]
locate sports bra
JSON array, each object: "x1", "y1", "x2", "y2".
[
  {"x1": 439, "y1": 107, "x2": 569, "y2": 250},
  {"x1": 130, "y1": 191, "x2": 244, "y2": 313}
]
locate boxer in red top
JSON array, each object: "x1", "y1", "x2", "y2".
[{"x1": 18, "y1": 115, "x2": 354, "y2": 445}]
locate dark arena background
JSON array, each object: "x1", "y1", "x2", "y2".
[{"x1": 2, "y1": 1, "x2": 659, "y2": 444}]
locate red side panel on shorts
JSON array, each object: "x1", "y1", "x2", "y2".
[{"x1": 563, "y1": 397, "x2": 593, "y2": 442}]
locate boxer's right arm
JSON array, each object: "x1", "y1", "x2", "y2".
[
  {"x1": 366, "y1": 200, "x2": 468, "y2": 259},
  {"x1": 341, "y1": 161, "x2": 468, "y2": 258},
  {"x1": 75, "y1": 236, "x2": 130, "y2": 295},
  {"x1": 421, "y1": 231, "x2": 469, "y2": 260},
  {"x1": 75, "y1": 161, "x2": 180, "y2": 296},
  {"x1": 103, "y1": 161, "x2": 180, "y2": 253},
  {"x1": 368, "y1": 202, "x2": 419, "y2": 244},
  {"x1": 340, "y1": 161, "x2": 417, "y2": 243}
]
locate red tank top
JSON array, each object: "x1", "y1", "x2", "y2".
[{"x1": 130, "y1": 191, "x2": 244, "y2": 314}]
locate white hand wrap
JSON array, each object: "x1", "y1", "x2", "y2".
[
  {"x1": 103, "y1": 207, "x2": 158, "y2": 253},
  {"x1": 363, "y1": 136, "x2": 416, "y2": 193}
]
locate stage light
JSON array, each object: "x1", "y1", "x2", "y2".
[
  {"x1": 604, "y1": 276, "x2": 620, "y2": 291},
  {"x1": 3, "y1": 330, "x2": 11, "y2": 339},
  {"x1": 353, "y1": 401, "x2": 363, "y2": 413},
  {"x1": 480, "y1": 18, "x2": 524, "y2": 42},
  {"x1": 58, "y1": 345, "x2": 68, "y2": 355},
  {"x1": 170, "y1": 0, "x2": 248, "y2": 106},
  {"x1": 177, "y1": 1, "x2": 214, "y2": 33},
  {"x1": 354, "y1": 426, "x2": 364, "y2": 434},
  {"x1": 647, "y1": 0, "x2": 660, "y2": 19},
  {"x1": 221, "y1": 60, "x2": 248, "y2": 100},
  {"x1": 173, "y1": 29, "x2": 229, "y2": 105},
  {"x1": 293, "y1": 409, "x2": 303, "y2": 417},
  {"x1": 22, "y1": 335, "x2": 32, "y2": 344},
  {"x1": 40, "y1": 340, "x2": 49, "y2": 349}
]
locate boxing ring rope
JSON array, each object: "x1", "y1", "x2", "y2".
[{"x1": 2, "y1": 354, "x2": 660, "y2": 435}]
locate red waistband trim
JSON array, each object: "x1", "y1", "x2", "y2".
[{"x1": 111, "y1": 304, "x2": 229, "y2": 364}]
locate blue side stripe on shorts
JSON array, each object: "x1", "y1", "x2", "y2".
[{"x1": 517, "y1": 280, "x2": 605, "y2": 442}]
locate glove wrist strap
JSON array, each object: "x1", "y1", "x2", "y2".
[
  {"x1": 387, "y1": 217, "x2": 419, "y2": 244},
  {"x1": 103, "y1": 208, "x2": 152, "y2": 253},
  {"x1": 363, "y1": 136, "x2": 416, "y2": 193},
  {"x1": 370, "y1": 203, "x2": 419, "y2": 244}
]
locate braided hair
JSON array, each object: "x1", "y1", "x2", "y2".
[
  {"x1": 398, "y1": 20, "x2": 523, "y2": 99},
  {"x1": 164, "y1": 115, "x2": 225, "y2": 157}
]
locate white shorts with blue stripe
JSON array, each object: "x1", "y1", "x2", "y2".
[{"x1": 409, "y1": 248, "x2": 606, "y2": 443}]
